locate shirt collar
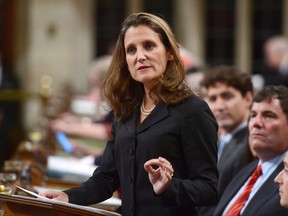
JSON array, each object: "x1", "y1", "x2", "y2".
[
  {"x1": 230, "y1": 121, "x2": 247, "y2": 136},
  {"x1": 259, "y1": 152, "x2": 285, "y2": 177},
  {"x1": 220, "y1": 121, "x2": 248, "y2": 143}
]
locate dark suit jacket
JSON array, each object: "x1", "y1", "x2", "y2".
[
  {"x1": 214, "y1": 160, "x2": 288, "y2": 216},
  {"x1": 261, "y1": 68, "x2": 288, "y2": 87},
  {"x1": 198, "y1": 126, "x2": 255, "y2": 216},
  {"x1": 65, "y1": 95, "x2": 219, "y2": 216},
  {"x1": 218, "y1": 127, "x2": 255, "y2": 197}
]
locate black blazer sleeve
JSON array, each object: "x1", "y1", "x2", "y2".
[{"x1": 160, "y1": 97, "x2": 219, "y2": 206}]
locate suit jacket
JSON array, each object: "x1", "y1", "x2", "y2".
[
  {"x1": 261, "y1": 68, "x2": 288, "y2": 87},
  {"x1": 218, "y1": 127, "x2": 255, "y2": 197},
  {"x1": 197, "y1": 126, "x2": 255, "y2": 216},
  {"x1": 214, "y1": 160, "x2": 288, "y2": 216},
  {"x1": 65, "y1": 95, "x2": 219, "y2": 216}
]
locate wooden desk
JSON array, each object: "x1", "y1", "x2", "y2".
[{"x1": 0, "y1": 194, "x2": 120, "y2": 216}]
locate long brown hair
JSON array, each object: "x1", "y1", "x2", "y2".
[{"x1": 103, "y1": 12, "x2": 192, "y2": 122}]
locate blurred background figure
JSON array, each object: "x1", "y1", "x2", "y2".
[
  {"x1": 70, "y1": 55, "x2": 112, "y2": 120},
  {"x1": 185, "y1": 69, "x2": 204, "y2": 94},
  {"x1": 262, "y1": 35, "x2": 288, "y2": 86},
  {"x1": 49, "y1": 55, "x2": 113, "y2": 163},
  {"x1": 179, "y1": 47, "x2": 202, "y2": 72},
  {"x1": 179, "y1": 47, "x2": 204, "y2": 93},
  {"x1": 0, "y1": 51, "x2": 24, "y2": 169}
]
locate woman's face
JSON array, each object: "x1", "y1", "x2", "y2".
[{"x1": 124, "y1": 25, "x2": 173, "y2": 89}]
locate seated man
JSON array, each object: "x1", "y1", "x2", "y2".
[
  {"x1": 214, "y1": 85, "x2": 288, "y2": 216},
  {"x1": 275, "y1": 151, "x2": 288, "y2": 209},
  {"x1": 198, "y1": 65, "x2": 256, "y2": 215}
]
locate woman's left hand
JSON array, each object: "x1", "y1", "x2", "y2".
[{"x1": 144, "y1": 157, "x2": 174, "y2": 195}]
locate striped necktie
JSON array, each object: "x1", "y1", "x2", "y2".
[{"x1": 224, "y1": 165, "x2": 262, "y2": 216}]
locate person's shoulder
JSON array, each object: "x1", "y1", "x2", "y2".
[
  {"x1": 171, "y1": 94, "x2": 212, "y2": 117},
  {"x1": 179, "y1": 94, "x2": 208, "y2": 109}
]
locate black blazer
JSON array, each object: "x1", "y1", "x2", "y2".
[
  {"x1": 214, "y1": 160, "x2": 288, "y2": 216},
  {"x1": 65, "y1": 95, "x2": 219, "y2": 216}
]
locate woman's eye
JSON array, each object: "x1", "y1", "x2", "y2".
[
  {"x1": 145, "y1": 42, "x2": 155, "y2": 50},
  {"x1": 126, "y1": 47, "x2": 136, "y2": 54}
]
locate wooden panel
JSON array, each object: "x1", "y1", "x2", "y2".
[
  {"x1": 2, "y1": 202, "x2": 56, "y2": 216},
  {"x1": 0, "y1": 194, "x2": 114, "y2": 216}
]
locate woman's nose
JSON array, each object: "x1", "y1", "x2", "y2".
[{"x1": 137, "y1": 49, "x2": 146, "y2": 61}]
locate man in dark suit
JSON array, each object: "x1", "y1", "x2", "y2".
[
  {"x1": 214, "y1": 85, "x2": 288, "y2": 216},
  {"x1": 198, "y1": 65, "x2": 256, "y2": 215}
]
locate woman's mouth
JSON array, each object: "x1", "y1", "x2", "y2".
[{"x1": 137, "y1": 66, "x2": 150, "y2": 71}]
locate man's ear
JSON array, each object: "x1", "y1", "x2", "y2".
[{"x1": 245, "y1": 91, "x2": 254, "y2": 107}]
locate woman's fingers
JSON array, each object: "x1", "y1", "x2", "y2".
[
  {"x1": 144, "y1": 159, "x2": 161, "y2": 173},
  {"x1": 158, "y1": 157, "x2": 174, "y2": 177},
  {"x1": 144, "y1": 157, "x2": 174, "y2": 178}
]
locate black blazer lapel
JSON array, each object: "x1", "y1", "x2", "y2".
[{"x1": 137, "y1": 101, "x2": 169, "y2": 133}]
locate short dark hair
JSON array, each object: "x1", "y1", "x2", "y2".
[
  {"x1": 201, "y1": 65, "x2": 253, "y2": 96},
  {"x1": 254, "y1": 85, "x2": 288, "y2": 118}
]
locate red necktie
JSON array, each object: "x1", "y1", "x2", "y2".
[{"x1": 224, "y1": 165, "x2": 262, "y2": 216}]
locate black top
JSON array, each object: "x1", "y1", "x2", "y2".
[{"x1": 65, "y1": 95, "x2": 219, "y2": 216}]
